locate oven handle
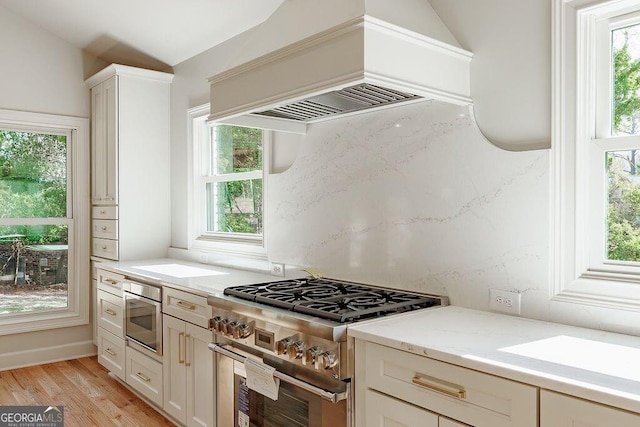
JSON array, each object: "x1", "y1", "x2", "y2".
[{"x1": 209, "y1": 343, "x2": 348, "y2": 404}]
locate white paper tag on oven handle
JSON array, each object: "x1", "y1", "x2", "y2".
[{"x1": 244, "y1": 358, "x2": 280, "y2": 401}]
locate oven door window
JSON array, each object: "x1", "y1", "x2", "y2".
[
  {"x1": 232, "y1": 369, "x2": 346, "y2": 427},
  {"x1": 125, "y1": 294, "x2": 159, "y2": 351}
]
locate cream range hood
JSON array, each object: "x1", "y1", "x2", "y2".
[{"x1": 207, "y1": 4, "x2": 472, "y2": 129}]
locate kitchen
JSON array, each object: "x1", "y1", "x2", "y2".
[{"x1": 1, "y1": 0, "x2": 640, "y2": 426}]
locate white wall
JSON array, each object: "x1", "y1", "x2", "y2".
[
  {"x1": 0, "y1": 5, "x2": 104, "y2": 369},
  {"x1": 429, "y1": 0, "x2": 551, "y2": 150},
  {"x1": 169, "y1": 1, "x2": 640, "y2": 335}
]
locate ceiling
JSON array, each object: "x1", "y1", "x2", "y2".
[{"x1": 0, "y1": 0, "x2": 285, "y2": 69}]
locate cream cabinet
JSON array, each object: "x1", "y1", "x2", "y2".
[
  {"x1": 163, "y1": 289, "x2": 215, "y2": 427},
  {"x1": 86, "y1": 64, "x2": 173, "y2": 262},
  {"x1": 540, "y1": 390, "x2": 640, "y2": 426},
  {"x1": 126, "y1": 345, "x2": 164, "y2": 408},
  {"x1": 96, "y1": 268, "x2": 126, "y2": 380},
  {"x1": 355, "y1": 340, "x2": 537, "y2": 427}
]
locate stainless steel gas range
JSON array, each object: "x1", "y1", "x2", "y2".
[{"x1": 207, "y1": 277, "x2": 448, "y2": 427}]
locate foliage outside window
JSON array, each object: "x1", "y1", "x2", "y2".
[
  {"x1": 205, "y1": 125, "x2": 263, "y2": 237},
  {"x1": 607, "y1": 22, "x2": 640, "y2": 262},
  {"x1": 0, "y1": 129, "x2": 69, "y2": 315}
]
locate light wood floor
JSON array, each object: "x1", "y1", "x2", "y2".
[{"x1": 0, "y1": 356, "x2": 175, "y2": 426}]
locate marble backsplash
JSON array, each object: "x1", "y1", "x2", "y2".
[{"x1": 266, "y1": 100, "x2": 551, "y2": 316}]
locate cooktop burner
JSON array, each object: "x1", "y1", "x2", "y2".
[{"x1": 224, "y1": 277, "x2": 442, "y2": 323}]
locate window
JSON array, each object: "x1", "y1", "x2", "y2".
[
  {"x1": 0, "y1": 109, "x2": 88, "y2": 334},
  {"x1": 553, "y1": 0, "x2": 640, "y2": 309},
  {"x1": 190, "y1": 105, "x2": 269, "y2": 255}
]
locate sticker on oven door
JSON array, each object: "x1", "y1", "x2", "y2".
[{"x1": 238, "y1": 377, "x2": 250, "y2": 427}]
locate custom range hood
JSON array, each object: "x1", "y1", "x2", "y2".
[{"x1": 208, "y1": 0, "x2": 472, "y2": 129}]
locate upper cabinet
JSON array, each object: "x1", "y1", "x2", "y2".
[{"x1": 86, "y1": 64, "x2": 173, "y2": 261}]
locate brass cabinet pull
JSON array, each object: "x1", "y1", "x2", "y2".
[
  {"x1": 185, "y1": 333, "x2": 191, "y2": 367},
  {"x1": 412, "y1": 375, "x2": 466, "y2": 399},
  {"x1": 135, "y1": 372, "x2": 151, "y2": 382},
  {"x1": 176, "y1": 300, "x2": 196, "y2": 311},
  {"x1": 104, "y1": 308, "x2": 117, "y2": 316},
  {"x1": 104, "y1": 279, "x2": 118, "y2": 285},
  {"x1": 178, "y1": 332, "x2": 185, "y2": 364},
  {"x1": 105, "y1": 348, "x2": 116, "y2": 356}
]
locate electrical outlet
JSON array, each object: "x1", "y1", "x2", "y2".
[
  {"x1": 270, "y1": 262, "x2": 285, "y2": 277},
  {"x1": 489, "y1": 289, "x2": 522, "y2": 315}
]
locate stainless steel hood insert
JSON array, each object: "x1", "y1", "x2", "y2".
[
  {"x1": 208, "y1": 14, "x2": 472, "y2": 126},
  {"x1": 254, "y1": 83, "x2": 421, "y2": 122}
]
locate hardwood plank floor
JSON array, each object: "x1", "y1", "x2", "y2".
[{"x1": 0, "y1": 356, "x2": 175, "y2": 427}]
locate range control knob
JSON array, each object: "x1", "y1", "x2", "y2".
[
  {"x1": 211, "y1": 316, "x2": 223, "y2": 332},
  {"x1": 302, "y1": 346, "x2": 321, "y2": 366},
  {"x1": 275, "y1": 338, "x2": 292, "y2": 355},
  {"x1": 222, "y1": 320, "x2": 238, "y2": 337},
  {"x1": 315, "y1": 351, "x2": 338, "y2": 370},
  {"x1": 286, "y1": 341, "x2": 306, "y2": 359},
  {"x1": 232, "y1": 322, "x2": 252, "y2": 339}
]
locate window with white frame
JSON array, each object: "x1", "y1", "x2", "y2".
[
  {"x1": 554, "y1": 0, "x2": 640, "y2": 308},
  {"x1": 0, "y1": 109, "x2": 88, "y2": 334},
  {"x1": 191, "y1": 105, "x2": 268, "y2": 251}
]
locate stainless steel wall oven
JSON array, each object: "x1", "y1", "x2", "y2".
[{"x1": 123, "y1": 280, "x2": 162, "y2": 358}]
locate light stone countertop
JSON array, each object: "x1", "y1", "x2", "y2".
[
  {"x1": 348, "y1": 306, "x2": 640, "y2": 414},
  {"x1": 95, "y1": 258, "x2": 307, "y2": 297}
]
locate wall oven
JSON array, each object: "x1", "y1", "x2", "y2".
[{"x1": 123, "y1": 280, "x2": 162, "y2": 358}]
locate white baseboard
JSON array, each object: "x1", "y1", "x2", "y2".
[{"x1": 0, "y1": 340, "x2": 96, "y2": 371}]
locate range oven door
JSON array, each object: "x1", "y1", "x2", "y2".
[{"x1": 211, "y1": 344, "x2": 349, "y2": 427}]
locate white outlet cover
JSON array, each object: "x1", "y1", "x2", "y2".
[{"x1": 489, "y1": 288, "x2": 521, "y2": 315}]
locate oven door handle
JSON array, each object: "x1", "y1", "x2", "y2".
[{"x1": 209, "y1": 343, "x2": 348, "y2": 404}]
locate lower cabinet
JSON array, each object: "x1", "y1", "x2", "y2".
[
  {"x1": 365, "y1": 389, "x2": 471, "y2": 427},
  {"x1": 355, "y1": 340, "x2": 537, "y2": 427},
  {"x1": 540, "y1": 390, "x2": 640, "y2": 426},
  {"x1": 125, "y1": 346, "x2": 164, "y2": 408},
  {"x1": 97, "y1": 329, "x2": 125, "y2": 380},
  {"x1": 163, "y1": 313, "x2": 215, "y2": 427}
]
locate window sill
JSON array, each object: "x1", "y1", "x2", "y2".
[{"x1": 553, "y1": 274, "x2": 640, "y2": 313}]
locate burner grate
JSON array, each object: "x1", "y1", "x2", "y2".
[{"x1": 223, "y1": 277, "x2": 441, "y2": 323}]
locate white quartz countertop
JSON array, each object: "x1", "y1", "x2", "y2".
[
  {"x1": 348, "y1": 306, "x2": 640, "y2": 414},
  {"x1": 95, "y1": 258, "x2": 306, "y2": 297}
]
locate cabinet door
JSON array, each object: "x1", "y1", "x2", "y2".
[
  {"x1": 186, "y1": 322, "x2": 215, "y2": 427},
  {"x1": 163, "y1": 314, "x2": 187, "y2": 423},
  {"x1": 91, "y1": 76, "x2": 118, "y2": 205},
  {"x1": 97, "y1": 289, "x2": 124, "y2": 337},
  {"x1": 540, "y1": 390, "x2": 640, "y2": 426},
  {"x1": 363, "y1": 389, "x2": 439, "y2": 427},
  {"x1": 440, "y1": 416, "x2": 471, "y2": 427}
]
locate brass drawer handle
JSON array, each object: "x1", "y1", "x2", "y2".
[
  {"x1": 105, "y1": 348, "x2": 116, "y2": 356},
  {"x1": 176, "y1": 300, "x2": 196, "y2": 311},
  {"x1": 412, "y1": 375, "x2": 466, "y2": 399},
  {"x1": 135, "y1": 372, "x2": 151, "y2": 382},
  {"x1": 104, "y1": 308, "x2": 117, "y2": 316},
  {"x1": 104, "y1": 279, "x2": 118, "y2": 285}
]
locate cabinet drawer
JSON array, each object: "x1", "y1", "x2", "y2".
[
  {"x1": 365, "y1": 389, "x2": 438, "y2": 427},
  {"x1": 92, "y1": 219, "x2": 118, "y2": 239},
  {"x1": 163, "y1": 287, "x2": 212, "y2": 328},
  {"x1": 126, "y1": 347, "x2": 163, "y2": 408},
  {"x1": 97, "y1": 329, "x2": 125, "y2": 380},
  {"x1": 97, "y1": 289, "x2": 124, "y2": 337},
  {"x1": 92, "y1": 205, "x2": 118, "y2": 220},
  {"x1": 363, "y1": 342, "x2": 537, "y2": 427},
  {"x1": 97, "y1": 268, "x2": 125, "y2": 295},
  {"x1": 92, "y1": 237, "x2": 119, "y2": 260}
]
